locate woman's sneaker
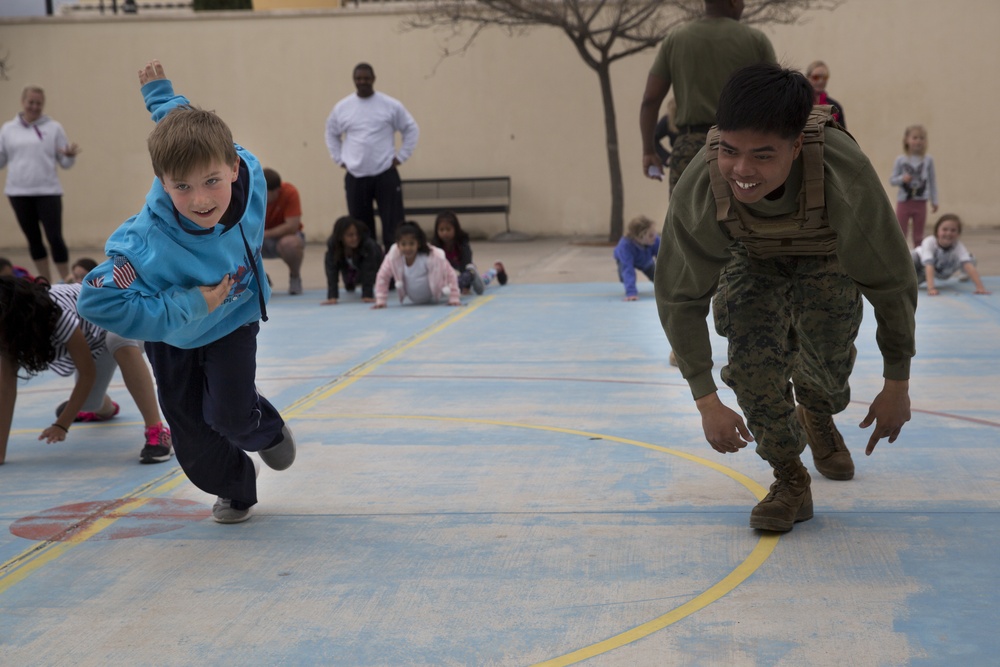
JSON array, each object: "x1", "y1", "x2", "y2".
[{"x1": 140, "y1": 422, "x2": 174, "y2": 464}]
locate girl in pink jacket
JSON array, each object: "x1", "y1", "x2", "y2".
[{"x1": 373, "y1": 221, "x2": 461, "y2": 308}]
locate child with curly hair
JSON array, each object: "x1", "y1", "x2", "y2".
[{"x1": 0, "y1": 277, "x2": 171, "y2": 465}]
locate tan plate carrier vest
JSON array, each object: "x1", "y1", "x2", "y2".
[{"x1": 705, "y1": 105, "x2": 847, "y2": 259}]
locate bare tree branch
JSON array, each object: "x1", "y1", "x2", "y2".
[{"x1": 403, "y1": 0, "x2": 845, "y2": 240}]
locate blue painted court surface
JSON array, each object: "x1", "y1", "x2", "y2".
[{"x1": 1, "y1": 276, "x2": 998, "y2": 666}]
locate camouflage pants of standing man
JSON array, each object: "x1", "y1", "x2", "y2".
[
  {"x1": 668, "y1": 131, "x2": 709, "y2": 191},
  {"x1": 712, "y1": 251, "x2": 864, "y2": 464}
]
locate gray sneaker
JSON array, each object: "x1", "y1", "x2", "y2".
[
  {"x1": 467, "y1": 264, "x2": 484, "y2": 295},
  {"x1": 259, "y1": 425, "x2": 296, "y2": 471},
  {"x1": 289, "y1": 275, "x2": 303, "y2": 295},
  {"x1": 213, "y1": 498, "x2": 252, "y2": 524}
]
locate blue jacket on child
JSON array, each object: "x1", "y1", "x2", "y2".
[
  {"x1": 614, "y1": 235, "x2": 660, "y2": 298},
  {"x1": 78, "y1": 78, "x2": 270, "y2": 349}
]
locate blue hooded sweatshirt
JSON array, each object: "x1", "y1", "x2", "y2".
[
  {"x1": 613, "y1": 235, "x2": 660, "y2": 298},
  {"x1": 78, "y1": 78, "x2": 270, "y2": 349}
]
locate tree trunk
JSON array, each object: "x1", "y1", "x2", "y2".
[{"x1": 597, "y1": 62, "x2": 624, "y2": 242}]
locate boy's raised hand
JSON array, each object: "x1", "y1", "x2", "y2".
[
  {"x1": 199, "y1": 275, "x2": 233, "y2": 313},
  {"x1": 138, "y1": 60, "x2": 167, "y2": 86}
]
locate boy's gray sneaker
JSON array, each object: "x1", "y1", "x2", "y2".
[
  {"x1": 213, "y1": 498, "x2": 252, "y2": 524},
  {"x1": 289, "y1": 276, "x2": 303, "y2": 295},
  {"x1": 259, "y1": 425, "x2": 296, "y2": 471}
]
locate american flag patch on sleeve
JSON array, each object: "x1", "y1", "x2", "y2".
[
  {"x1": 112, "y1": 256, "x2": 137, "y2": 289},
  {"x1": 87, "y1": 276, "x2": 104, "y2": 288}
]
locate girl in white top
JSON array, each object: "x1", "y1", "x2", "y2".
[
  {"x1": 0, "y1": 278, "x2": 173, "y2": 465},
  {"x1": 912, "y1": 214, "x2": 991, "y2": 296}
]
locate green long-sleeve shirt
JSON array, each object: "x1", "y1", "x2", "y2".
[{"x1": 655, "y1": 128, "x2": 918, "y2": 399}]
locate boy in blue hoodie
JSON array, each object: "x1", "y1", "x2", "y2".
[{"x1": 78, "y1": 60, "x2": 295, "y2": 524}]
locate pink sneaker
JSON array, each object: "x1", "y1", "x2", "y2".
[
  {"x1": 141, "y1": 422, "x2": 173, "y2": 464},
  {"x1": 75, "y1": 401, "x2": 120, "y2": 423}
]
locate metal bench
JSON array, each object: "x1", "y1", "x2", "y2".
[{"x1": 397, "y1": 177, "x2": 512, "y2": 232}]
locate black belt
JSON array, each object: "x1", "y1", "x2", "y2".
[{"x1": 678, "y1": 124, "x2": 713, "y2": 134}]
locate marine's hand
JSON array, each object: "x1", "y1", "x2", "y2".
[
  {"x1": 139, "y1": 60, "x2": 167, "y2": 86},
  {"x1": 927, "y1": 287, "x2": 939, "y2": 296},
  {"x1": 695, "y1": 392, "x2": 753, "y2": 454},
  {"x1": 39, "y1": 425, "x2": 67, "y2": 444},
  {"x1": 859, "y1": 379, "x2": 910, "y2": 455},
  {"x1": 974, "y1": 287, "x2": 992, "y2": 295},
  {"x1": 199, "y1": 274, "x2": 233, "y2": 313}
]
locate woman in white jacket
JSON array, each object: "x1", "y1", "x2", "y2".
[
  {"x1": 0, "y1": 86, "x2": 80, "y2": 283},
  {"x1": 373, "y1": 221, "x2": 461, "y2": 308}
]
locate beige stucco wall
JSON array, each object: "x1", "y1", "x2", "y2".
[{"x1": 1, "y1": 0, "x2": 997, "y2": 249}]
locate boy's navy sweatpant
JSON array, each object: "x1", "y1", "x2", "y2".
[{"x1": 145, "y1": 322, "x2": 284, "y2": 509}]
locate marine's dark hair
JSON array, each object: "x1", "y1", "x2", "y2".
[
  {"x1": 329, "y1": 215, "x2": 371, "y2": 265},
  {"x1": 716, "y1": 63, "x2": 814, "y2": 140},
  {"x1": 0, "y1": 276, "x2": 59, "y2": 378},
  {"x1": 432, "y1": 210, "x2": 470, "y2": 249},
  {"x1": 395, "y1": 221, "x2": 431, "y2": 255}
]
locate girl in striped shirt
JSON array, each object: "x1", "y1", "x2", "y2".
[{"x1": 0, "y1": 276, "x2": 171, "y2": 465}]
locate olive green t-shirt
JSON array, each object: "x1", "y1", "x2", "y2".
[{"x1": 650, "y1": 18, "x2": 776, "y2": 127}]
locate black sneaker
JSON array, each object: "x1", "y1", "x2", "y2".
[{"x1": 494, "y1": 261, "x2": 508, "y2": 285}]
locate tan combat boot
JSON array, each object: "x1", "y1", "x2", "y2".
[
  {"x1": 796, "y1": 405, "x2": 855, "y2": 481},
  {"x1": 749, "y1": 459, "x2": 813, "y2": 532}
]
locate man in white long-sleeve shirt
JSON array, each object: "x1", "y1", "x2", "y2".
[{"x1": 325, "y1": 62, "x2": 419, "y2": 252}]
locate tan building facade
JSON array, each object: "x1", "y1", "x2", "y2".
[{"x1": 0, "y1": 0, "x2": 996, "y2": 248}]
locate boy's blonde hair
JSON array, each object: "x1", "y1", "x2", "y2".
[
  {"x1": 903, "y1": 124, "x2": 927, "y2": 154},
  {"x1": 625, "y1": 215, "x2": 656, "y2": 241},
  {"x1": 147, "y1": 105, "x2": 237, "y2": 179}
]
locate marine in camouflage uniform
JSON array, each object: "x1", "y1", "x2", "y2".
[{"x1": 655, "y1": 65, "x2": 917, "y2": 532}]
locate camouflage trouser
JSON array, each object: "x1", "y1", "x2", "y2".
[
  {"x1": 668, "y1": 131, "x2": 709, "y2": 192},
  {"x1": 712, "y1": 251, "x2": 863, "y2": 464}
]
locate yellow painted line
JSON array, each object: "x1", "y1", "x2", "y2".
[
  {"x1": 305, "y1": 413, "x2": 778, "y2": 666},
  {"x1": 0, "y1": 302, "x2": 490, "y2": 594},
  {"x1": 282, "y1": 296, "x2": 494, "y2": 418}
]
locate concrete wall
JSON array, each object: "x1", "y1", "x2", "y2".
[{"x1": 0, "y1": 0, "x2": 996, "y2": 249}]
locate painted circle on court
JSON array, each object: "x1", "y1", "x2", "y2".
[{"x1": 10, "y1": 498, "x2": 211, "y2": 542}]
